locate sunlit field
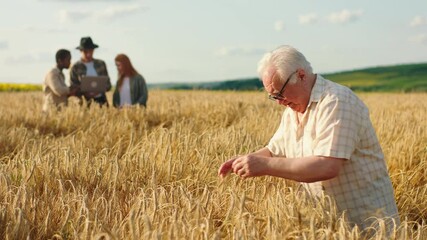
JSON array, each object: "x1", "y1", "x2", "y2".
[{"x1": 0, "y1": 90, "x2": 426, "y2": 239}]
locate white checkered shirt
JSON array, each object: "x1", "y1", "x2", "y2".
[{"x1": 267, "y1": 75, "x2": 400, "y2": 230}]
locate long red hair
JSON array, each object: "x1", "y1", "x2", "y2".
[{"x1": 115, "y1": 54, "x2": 138, "y2": 90}]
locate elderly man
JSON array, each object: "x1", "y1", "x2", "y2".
[{"x1": 218, "y1": 45, "x2": 400, "y2": 233}]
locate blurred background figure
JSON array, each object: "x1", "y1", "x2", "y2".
[
  {"x1": 42, "y1": 49, "x2": 75, "y2": 113},
  {"x1": 113, "y1": 54, "x2": 148, "y2": 108},
  {"x1": 69, "y1": 36, "x2": 111, "y2": 107}
]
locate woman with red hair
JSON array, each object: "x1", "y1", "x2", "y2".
[{"x1": 112, "y1": 54, "x2": 148, "y2": 108}]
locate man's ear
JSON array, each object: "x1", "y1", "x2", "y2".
[{"x1": 296, "y1": 69, "x2": 306, "y2": 81}]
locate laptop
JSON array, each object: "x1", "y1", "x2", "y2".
[{"x1": 80, "y1": 76, "x2": 110, "y2": 93}]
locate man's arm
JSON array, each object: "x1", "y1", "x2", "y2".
[
  {"x1": 230, "y1": 154, "x2": 345, "y2": 182},
  {"x1": 46, "y1": 72, "x2": 69, "y2": 96},
  {"x1": 69, "y1": 64, "x2": 83, "y2": 97},
  {"x1": 98, "y1": 60, "x2": 111, "y2": 91}
]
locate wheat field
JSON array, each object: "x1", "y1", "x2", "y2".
[{"x1": 0, "y1": 90, "x2": 426, "y2": 240}]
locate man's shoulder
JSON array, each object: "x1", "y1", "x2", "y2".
[
  {"x1": 316, "y1": 77, "x2": 368, "y2": 116},
  {"x1": 46, "y1": 67, "x2": 61, "y2": 77},
  {"x1": 70, "y1": 60, "x2": 85, "y2": 69},
  {"x1": 319, "y1": 76, "x2": 359, "y2": 103},
  {"x1": 93, "y1": 58, "x2": 106, "y2": 65}
]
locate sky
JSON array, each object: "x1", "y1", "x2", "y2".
[{"x1": 0, "y1": 0, "x2": 426, "y2": 85}]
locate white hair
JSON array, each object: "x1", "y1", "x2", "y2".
[{"x1": 257, "y1": 45, "x2": 313, "y2": 85}]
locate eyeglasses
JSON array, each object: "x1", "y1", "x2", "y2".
[{"x1": 268, "y1": 71, "x2": 296, "y2": 101}]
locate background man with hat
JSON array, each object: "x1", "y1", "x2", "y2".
[{"x1": 69, "y1": 36, "x2": 111, "y2": 106}]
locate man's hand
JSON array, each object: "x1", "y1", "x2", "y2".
[
  {"x1": 84, "y1": 92, "x2": 98, "y2": 98},
  {"x1": 218, "y1": 156, "x2": 239, "y2": 179},
  {"x1": 68, "y1": 86, "x2": 79, "y2": 97},
  {"x1": 231, "y1": 155, "x2": 268, "y2": 178},
  {"x1": 218, "y1": 154, "x2": 269, "y2": 179}
]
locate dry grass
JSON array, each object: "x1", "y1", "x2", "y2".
[{"x1": 0, "y1": 90, "x2": 426, "y2": 240}]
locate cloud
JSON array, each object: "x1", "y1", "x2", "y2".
[
  {"x1": 410, "y1": 16, "x2": 427, "y2": 27},
  {"x1": 409, "y1": 34, "x2": 427, "y2": 45},
  {"x1": 23, "y1": 26, "x2": 67, "y2": 33},
  {"x1": 59, "y1": 9, "x2": 92, "y2": 23},
  {"x1": 215, "y1": 46, "x2": 267, "y2": 57},
  {"x1": 327, "y1": 9, "x2": 363, "y2": 24},
  {"x1": 274, "y1": 21, "x2": 285, "y2": 32},
  {"x1": 59, "y1": 4, "x2": 144, "y2": 23},
  {"x1": 95, "y1": 4, "x2": 143, "y2": 21},
  {"x1": 5, "y1": 54, "x2": 38, "y2": 65},
  {"x1": 4, "y1": 52, "x2": 52, "y2": 65},
  {"x1": 0, "y1": 40, "x2": 8, "y2": 50},
  {"x1": 299, "y1": 14, "x2": 318, "y2": 25}
]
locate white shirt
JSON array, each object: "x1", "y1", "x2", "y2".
[
  {"x1": 267, "y1": 75, "x2": 400, "y2": 231},
  {"x1": 119, "y1": 77, "x2": 132, "y2": 107},
  {"x1": 84, "y1": 61, "x2": 98, "y2": 76},
  {"x1": 84, "y1": 61, "x2": 101, "y2": 97}
]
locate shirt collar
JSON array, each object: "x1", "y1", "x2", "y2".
[
  {"x1": 54, "y1": 65, "x2": 63, "y2": 72},
  {"x1": 308, "y1": 74, "x2": 325, "y2": 106}
]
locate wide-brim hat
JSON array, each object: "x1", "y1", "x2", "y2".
[{"x1": 76, "y1": 37, "x2": 99, "y2": 50}]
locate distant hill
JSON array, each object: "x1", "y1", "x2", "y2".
[
  {"x1": 150, "y1": 78, "x2": 263, "y2": 91},
  {"x1": 324, "y1": 63, "x2": 427, "y2": 92},
  {"x1": 149, "y1": 62, "x2": 427, "y2": 92},
  {"x1": 1, "y1": 63, "x2": 426, "y2": 92}
]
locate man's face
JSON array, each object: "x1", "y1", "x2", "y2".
[
  {"x1": 262, "y1": 68, "x2": 309, "y2": 113},
  {"x1": 59, "y1": 55, "x2": 71, "y2": 69},
  {"x1": 81, "y1": 49, "x2": 94, "y2": 62}
]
